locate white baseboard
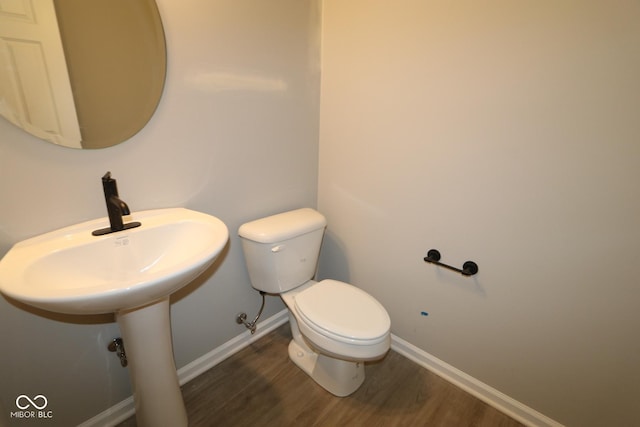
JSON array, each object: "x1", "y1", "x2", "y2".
[
  {"x1": 75, "y1": 396, "x2": 134, "y2": 427},
  {"x1": 81, "y1": 311, "x2": 561, "y2": 427},
  {"x1": 390, "y1": 335, "x2": 563, "y2": 427},
  {"x1": 78, "y1": 309, "x2": 289, "y2": 427},
  {"x1": 177, "y1": 309, "x2": 289, "y2": 385}
]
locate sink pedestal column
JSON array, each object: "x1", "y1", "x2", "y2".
[{"x1": 116, "y1": 297, "x2": 187, "y2": 427}]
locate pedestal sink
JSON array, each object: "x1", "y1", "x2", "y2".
[{"x1": 0, "y1": 208, "x2": 229, "y2": 427}]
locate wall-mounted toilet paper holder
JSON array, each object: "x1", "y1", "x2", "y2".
[{"x1": 423, "y1": 249, "x2": 478, "y2": 276}]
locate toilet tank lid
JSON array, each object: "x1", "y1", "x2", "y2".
[{"x1": 238, "y1": 208, "x2": 327, "y2": 243}]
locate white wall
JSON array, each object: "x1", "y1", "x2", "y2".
[
  {"x1": 318, "y1": 1, "x2": 640, "y2": 426},
  {"x1": 0, "y1": 1, "x2": 320, "y2": 425}
]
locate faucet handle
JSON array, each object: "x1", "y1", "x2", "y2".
[{"x1": 102, "y1": 171, "x2": 119, "y2": 198}]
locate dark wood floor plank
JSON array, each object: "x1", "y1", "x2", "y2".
[{"x1": 117, "y1": 324, "x2": 524, "y2": 427}]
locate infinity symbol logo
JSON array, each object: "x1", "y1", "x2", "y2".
[{"x1": 15, "y1": 395, "x2": 48, "y2": 410}]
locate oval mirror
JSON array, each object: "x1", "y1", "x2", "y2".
[{"x1": 0, "y1": 0, "x2": 166, "y2": 149}]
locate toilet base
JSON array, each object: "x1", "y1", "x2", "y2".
[{"x1": 288, "y1": 339, "x2": 365, "y2": 397}]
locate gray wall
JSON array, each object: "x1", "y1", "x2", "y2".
[
  {"x1": 317, "y1": 2, "x2": 640, "y2": 426},
  {"x1": 0, "y1": 1, "x2": 320, "y2": 425}
]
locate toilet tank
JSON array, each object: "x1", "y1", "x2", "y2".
[{"x1": 238, "y1": 208, "x2": 327, "y2": 293}]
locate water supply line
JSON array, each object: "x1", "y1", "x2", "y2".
[
  {"x1": 108, "y1": 337, "x2": 128, "y2": 367},
  {"x1": 236, "y1": 291, "x2": 266, "y2": 334}
]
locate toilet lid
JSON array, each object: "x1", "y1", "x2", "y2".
[{"x1": 294, "y1": 280, "x2": 390, "y2": 341}]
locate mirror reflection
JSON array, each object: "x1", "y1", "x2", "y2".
[{"x1": 0, "y1": 0, "x2": 166, "y2": 149}]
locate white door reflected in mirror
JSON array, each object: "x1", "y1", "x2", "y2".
[{"x1": 0, "y1": 0, "x2": 81, "y2": 148}]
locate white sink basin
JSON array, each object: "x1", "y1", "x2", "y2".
[
  {"x1": 0, "y1": 207, "x2": 228, "y2": 315},
  {"x1": 0, "y1": 207, "x2": 228, "y2": 426}
]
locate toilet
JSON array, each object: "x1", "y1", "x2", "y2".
[{"x1": 239, "y1": 208, "x2": 391, "y2": 396}]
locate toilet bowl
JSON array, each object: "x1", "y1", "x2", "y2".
[
  {"x1": 284, "y1": 279, "x2": 390, "y2": 361},
  {"x1": 239, "y1": 208, "x2": 391, "y2": 396}
]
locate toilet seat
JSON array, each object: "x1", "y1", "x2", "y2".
[{"x1": 294, "y1": 279, "x2": 390, "y2": 345}]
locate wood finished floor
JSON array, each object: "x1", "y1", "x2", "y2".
[{"x1": 117, "y1": 324, "x2": 524, "y2": 426}]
